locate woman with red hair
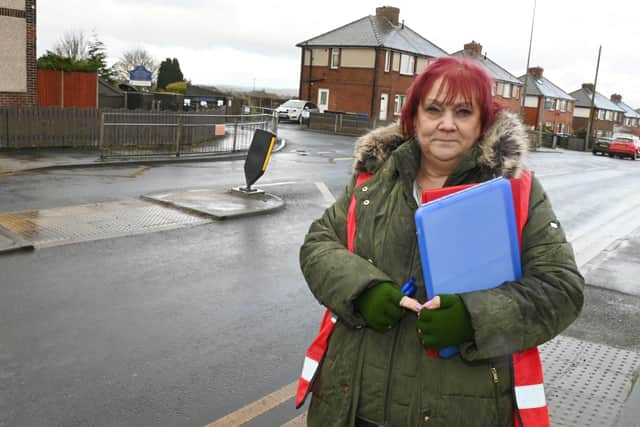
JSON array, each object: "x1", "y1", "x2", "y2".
[{"x1": 300, "y1": 57, "x2": 583, "y2": 426}]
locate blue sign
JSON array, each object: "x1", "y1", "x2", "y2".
[{"x1": 129, "y1": 66, "x2": 152, "y2": 82}]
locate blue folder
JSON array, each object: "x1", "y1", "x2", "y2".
[{"x1": 414, "y1": 177, "x2": 522, "y2": 358}]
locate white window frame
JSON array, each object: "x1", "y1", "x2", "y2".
[
  {"x1": 384, "y1": 50, "x2": 391, "y2": 73},
  {"x1": 399, "y1": 54, "x2": 415, "y2": 76},
  {"x1": 394, "y1": 94, "x2": 406, "y2": 115},
  {"x1": 330, "y1": 48, "x2": 340, "y2": 69},
  {"x1": 511, "y1": 85, "x2": 519, "y2": 99},
  {"x1": 502, "y1": 83, "x2": 511, "y2": 98}
]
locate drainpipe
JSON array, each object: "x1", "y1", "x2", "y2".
[
  {"x1": 298, "y1": 48, "x2": 304, "y2": 99},
  {"x1": 308, "y1": 48, "x2": 313, "y2": 101},
  {"x1": 369, "y1": 48, "x2": 380, "y2": 128}
]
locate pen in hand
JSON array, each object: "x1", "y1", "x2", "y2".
[{"x1": 398, "y1": 277, "x2": 423, "y2": 313}]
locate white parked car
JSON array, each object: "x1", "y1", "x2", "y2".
[{"x1": 276, "y1": 100, "x2": 318, "y2": 123}]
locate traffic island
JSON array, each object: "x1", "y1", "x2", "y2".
[
  {"x1": 142, "y1": 188, "x2": 284, "y2": 220},
  {"x1": 0, "y1": 225, "x2": 34, "y2": 254}
]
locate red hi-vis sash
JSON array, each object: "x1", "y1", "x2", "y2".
[
  {"x1": 295, "y1": 171, "x2": 372, "y2": 409},
  {"x1": 296, "y1": 170, "x2": 549, "y2": 427}
]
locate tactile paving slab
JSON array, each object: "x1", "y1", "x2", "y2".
[
  {"x1": 0, "y1": 200, "x2": 210, "y2": 248},
  {"x1": 540, "y1": 335, "x2": 640, "y2": 426}
]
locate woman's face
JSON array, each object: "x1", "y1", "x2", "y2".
[{"x1": 414, "y1": 78, "x2": 482, "y2": 164}]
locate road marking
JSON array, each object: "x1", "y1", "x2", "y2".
[
  {"x1": 333, "y1": 157, "x2": 354, "y2": 161},
  {"x1": 128, "y1": 165, "x2": 152, "y2": 178},
  {"x1": 205, "y1": 381, "x2": 297, "y2": 427},
  {"x1": 315, "y1": 182, "x2": 336, "y2": 205},
  {"x1": 256, "y1": 181, "x2": 299, "y2": 187},
  {"x1": 281, "y1": 412, "x2": 307, "y2": 427}
]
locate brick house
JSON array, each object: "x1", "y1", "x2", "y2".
[
  {"x1": 451, "y1": 41, "x2": 523, "y2": 113},
  {"x1": 0, "y1": 0, "x2": 36, "y2": 107},
  {"x1": 609, "y1": 94, "x2": 640, "y2": 137},
  {"x1": 296, "y1": 6, "x2": 448, "y2": 125},
  {"x1": 518, "y1": 67, "x2": 575, "y2": 134},
  {"x1": 570, "y1": 84, "x2": 625, "y2": 139}
]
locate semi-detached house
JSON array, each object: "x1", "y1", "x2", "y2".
[
  {"x1": 296, "y1": 6, "x2": 448, "y2": 126},
  {"x1": 518, "y1": 67, "x2": 575, "y2": 135},
  {"x1": 570, "y1": 84, "x2": 625, "y2": 139}
]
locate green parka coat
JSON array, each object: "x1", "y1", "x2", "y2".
[{"x1": 299, "y1": 111, "x2": 584, "y2": 427}]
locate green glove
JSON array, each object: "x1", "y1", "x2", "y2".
[
  {"x1": 355, "y1": 282, "x2": 404, "y2": 332},
  {"x1": 417, "y1": 294, "x2": 473, "y2": 349}
]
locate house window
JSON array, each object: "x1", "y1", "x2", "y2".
[
  {"x1": 502, "y1": 83, "x2": 511, "y2": 98},
  {"x1": 559, "y1": 100, "x2": 567, "y2": 112},
  {"x1": 394, "y1": 94, "x2": 406, "y2": 115},
  {"x1": 384, "y1": 50, "x2": 391, "y2": 72},
  {"x1": 496, "y1": 82, "x2": 504, "y2": 97},
  {"x1": 492, "y1": 83, "x2": 497, "y2": 96},
  {"x1": 399, "y1": 54, "x2": 415, "y2": 75},
  {"x1": 557, "y1": 122, "x2": 565, "y2": 133},
  {"x1": 511, "y1": 85, "x2": 520, "y2": 99},
  {"x1": 330, "y1": 48, "x2": 340, "y2": 69},
  {"x1": 597, "y1": 110, "x2": 605, "y2": 120},
  {"x1": 605, "y1": 110, "x2": 614, "y2": 121},
  {"x1": 544, "y1": 98, "x2": 554, "y2": 110}
]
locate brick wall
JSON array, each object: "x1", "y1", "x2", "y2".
[
  {"x1": 0, "y1": 0, "x2": 36, "y2": 107},
  {"x1": 573, "y1": 116, "x2": 616, "y2": 136},
  {"x1": 300, "y1": 49, "x2": 431, "y2": 120},
  {"x1": 495, "y1": 96, "x2": 521, "y2": 114},
  {"x1": 300, "y1": 63, "x2": 376, "y2": 114}
]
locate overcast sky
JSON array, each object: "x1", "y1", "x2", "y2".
[{"x1": 38, "y1": 0, "x2": 640, "y2": 107}]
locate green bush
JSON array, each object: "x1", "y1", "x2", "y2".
[{"x1": 37, "y1": 52, "x2": 99, "y2": 72}]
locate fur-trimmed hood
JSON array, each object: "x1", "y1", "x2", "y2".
[{"x1": 353, "y1": 110, "x2": 529, "y2": 179}]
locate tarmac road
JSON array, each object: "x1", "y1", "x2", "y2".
[{"x1": 0, "y1": 124, "x2": 639, "y2": 426}]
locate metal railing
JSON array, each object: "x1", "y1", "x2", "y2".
[{"x1": 99, "y1": 111, "x2": 275, "y2": 158}]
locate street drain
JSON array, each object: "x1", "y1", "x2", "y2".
[{"x1": 0, "y1": 200, "x2": 210, "y2": 248}]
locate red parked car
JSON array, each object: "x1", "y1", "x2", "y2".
[{"x1": 608, "y1": 136, "x2": 640, "y2": 160}]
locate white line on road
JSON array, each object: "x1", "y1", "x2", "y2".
[
  {"x1": 315, "y1": 182, "x2": 336, "y2": 205},
  {"x1": 204, "y1": 381, "x2": 297, "y2": 427},
  {"x1": 256, "y1": 181, "x2": 299, "y2": 187}
]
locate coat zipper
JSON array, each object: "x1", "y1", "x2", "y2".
[
  {"x1": 490, "y1": 366, "x2": 500, "y2": 427},
  {"x1": 383, "y1": 236, "x2": 419, "y2": 425}
]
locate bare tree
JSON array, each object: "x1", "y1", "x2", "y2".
[
  {"x1": 113, "y1": 48, "x2": 159, "y2": 83},
  {"x1": 53, "y1": 30, "x2": 90, "y2": 61}
]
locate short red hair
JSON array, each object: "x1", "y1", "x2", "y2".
[{"x1": 400, "y1": 57, "x2": 503, "y2": 137}]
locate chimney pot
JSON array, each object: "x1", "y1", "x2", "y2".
[
  {"x1": 582, "y1": 83, "x2": 595, "y2": 92},
  {"x1": 376, "y1": 6, "x2": 400, "y2": 25},
  {"x1": 528, "y1": 67, "x2": 544, "y2": 79},
  {"x1": 463, "y1": 41, "x2": 483, "y2": 58}
]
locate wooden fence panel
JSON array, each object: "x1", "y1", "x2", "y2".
[{"x1": 0, "y1": 107, "x2": 101, "y2": 149}]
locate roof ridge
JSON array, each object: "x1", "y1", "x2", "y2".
[
  {"x1": 368, "y1": 15, "x2": 383, "y2": 45},
  {"x1": 296, "y1": 15, "x2": 371, "y2": 46}
]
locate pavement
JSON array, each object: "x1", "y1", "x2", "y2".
[{"x1": 1, "y1": 144, "x2": 639, "y2": 426}]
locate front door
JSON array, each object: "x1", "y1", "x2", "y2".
[
  {"x1": 379, "y1": 93, "x2": 389, "y2": 121},
  {"x1": 318, "y1": 89, "x2": 329, "y2": 113}
]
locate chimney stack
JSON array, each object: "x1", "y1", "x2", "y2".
[
  {"x1": 582, "y1": 83, "x2": 595, "y2": 93},
  {"x1": 463, "y1": 41, "x2": 483, "y2": 58},
  {"x1": 610, "y1": 94, "x2": 622, "y2": 104},
  {"x1": 376, "y1": 6, "x2": 400, "y2": 25},
  {"x1": 528, "y1": 67, "x2": 544, "y2": 79}
]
